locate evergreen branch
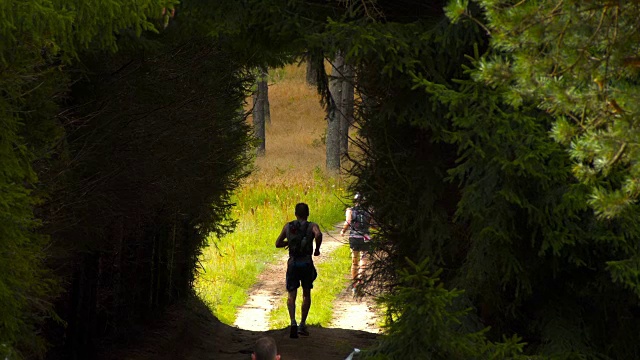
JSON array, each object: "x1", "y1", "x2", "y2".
[
  {"x1": 463, "y1": 9, "x2": 491, "y2": 36},
  {"x1": 609, "y1": 142, "x2": 627, "y2": 167}
]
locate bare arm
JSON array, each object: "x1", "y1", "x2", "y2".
[
  {"x1": 340, "y1": 208, "x2": 352, "y2": 236},
  {"x1": 312, "y1": 223, "x2": 323, "y2": 256},
  {"x1": 275, "y1": 224, "x2": 288, "y2": 248}
]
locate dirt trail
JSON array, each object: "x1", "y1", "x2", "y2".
[
  {"x1": 330, "y1": 288, "x2": 381, "y2": 333},
  {"x1": 234, "y1": 225, "x2": 348, "y2": 330}
]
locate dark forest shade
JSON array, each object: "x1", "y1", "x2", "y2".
[{"x1": 40, "y1": 35, "x2": 253, "y2": 358}]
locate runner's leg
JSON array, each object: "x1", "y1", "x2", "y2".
[
  {"x1": 300, "y1": 287, "x2": 311, "y2": 325},
  {"x1": 351, "y1": 249, "x2": 361, "y2": 280},
  {"x1": 358, "y1": 250, "x2": 367, "y2": 281},
  {"x1": 287, "y1": 290, "x2": 297, "y2": 325}
]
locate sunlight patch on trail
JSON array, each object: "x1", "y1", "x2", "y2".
[
  {"x1": 331, "y1": 294, "x2": 381, "y2": 333},
  {"x1": 233, "y1": 250, "x2": 288, "y2": 331}
]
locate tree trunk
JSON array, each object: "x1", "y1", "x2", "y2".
[
  {"x1": 306, "y1": 58, "x2": 318, "y2": 86},
  {"x1": 340, "y1": 64, "x2": 354, "y2": 156},
  {"x1": 68, "y1": 253, "x2": 99, "y2": 359},
  {"x1": 326, "y1": 53, "x2": 344, "y2": 172},
  {"x1": 253, "y1": 86, "x2": 266, "y2": 156},
  {"x1": 259, "y1": 66, "x2": 271, "y2": 124}
]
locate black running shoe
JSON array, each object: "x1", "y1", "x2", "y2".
[
  {"x1": 290, "y1": 324, "x2": 299, "y2": 338},
  {"x1": 298, "y1": 324, "x2": 309, "y2": 336}
]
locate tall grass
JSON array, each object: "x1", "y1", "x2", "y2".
[
  {"x1": 194, "y1": 63, "x2": 350, "y2": 325},
  {"x1": 194, "y1": 176, "x2": 345, "y2": 324},
  {"x1": 250, "y1": 63, "x2": 329, "y2": 184}
]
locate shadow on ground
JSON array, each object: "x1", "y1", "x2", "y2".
[{"x1": 96, "y1": 296, "x2": 378, "y2": 360}]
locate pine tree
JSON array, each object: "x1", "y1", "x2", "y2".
[
  {"x1": 0, "y1": 0, "x2": 176, "y2": 357},
  {"x1": 453, "y1": 0, "x2": 640, "y2": 219}
]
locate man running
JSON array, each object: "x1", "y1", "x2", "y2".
[
  {"x1": 275, "y1": 203, "x2": 323, "y2": 338},
  {"x1": 340, "y1": 193, "x2": 373, "y2": 292}
]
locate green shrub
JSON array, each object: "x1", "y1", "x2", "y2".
[{"x1": 363, "y1": 259, "x2": 525, "y2": 360}]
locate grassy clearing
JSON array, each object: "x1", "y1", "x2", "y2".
[
  {"x1": 194, "y1": 177, "x2": 345, "y2": 324},
  {"x1": 195, "y1": 62, "x2": 352, "y2": 325},
  {"x1": 268, "y1": 244, "x2": 352, "y2": 328},
  {"x1": 250, "y1": 63, "x2": 328, "y2": 184}
]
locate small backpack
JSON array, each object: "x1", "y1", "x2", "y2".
[
  {"x1": 287, "y1": 220, "x2": 312, "y2": 258},
  {"x1": 350, "y1": 206, "x2": 370, "y2": 234}
]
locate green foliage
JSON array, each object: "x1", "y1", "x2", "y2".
[
  {"x1": 0, "y1": 0, "x2": 243, "y2": 357},
  {"x1": 187, "y1": 0, "x2": 335, "y2": 68},
  {"x1": 0, "y1": 138, "x2": 54, "y2": 358},
  {"x1": 0, "y1": 0, "x2": 176, "y2": 355},
  {"x1": 43, "y1": 26, "x2": 254, "y2": 356},
  {"x1": 0, "y1": 0, "x2": 177, "y2": 62},
  {"x1": 406, "y1": 34, "x2": 640, "y2": 357},
  {"x1": 606, "y1": 257, "x2": 640, "y2": 298},
  {"x1": 363, "y1": 258, "x2": 524, "y2": 360},
  {"x1": 462, "y1": 0, "x2": 640, "y2": 218}
]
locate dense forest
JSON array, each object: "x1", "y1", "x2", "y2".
[
  {"x1": 1, "y1": 1, "x2": 252, "y2": 358},
  {"x1": 3, "y1": 0, "x2": 640, "y2": 359}
]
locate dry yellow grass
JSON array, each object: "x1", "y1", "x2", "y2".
[{"x1": 247, "y1": 63, "x2": 328, "y2": 184}]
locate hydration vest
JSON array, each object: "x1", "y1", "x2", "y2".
[
  {"x1": 349, "y1": 206, "x2": 371, "y2": 237},
  {"x1": 287, "y1": 220, "x2": 313, "y2": 258}
]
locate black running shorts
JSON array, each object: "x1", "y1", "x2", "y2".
[
  {"x1": 349, "y1": 236, "x2": 371, "y2": 252},
  {"x1": 286, "y1": 257, "x2": 317, "y2": 292}
]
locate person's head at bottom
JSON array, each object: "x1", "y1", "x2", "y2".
[{"x1": 252, "y1": 336, "x2": 281, "y2": 360}]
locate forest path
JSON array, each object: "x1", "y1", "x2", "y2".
[
  {"x1": 330, "y1": 286, "x2": 381, "y2": 333},
  {"x1": 98, "y1": 225, "x2": 381, "y2": 360}
]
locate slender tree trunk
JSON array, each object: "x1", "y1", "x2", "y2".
[
  {"x1": 69, "y1": 253, "x2": 99, "y2": 359},
  {"x1": 168, "y1": 216, "x2": 176, "y2": 301},
  {"x1": 326, "y1": 53, "x2": 344, "y2": 172},
  {"x1": 306, "y1": 58, "x2": 318, "y2": 86},
  {"x1": 253, "y1": 86, "x2": 265, "y2": 156},
  {"x1": 149, "y1": 233, "x2": 156, "y2": 308},
  {"x1": 340, "y1": 63, "x2": 354, "y2": 156},
  {"x1": 259, "y1": 66, "x2": 271, "y2": 124}
]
